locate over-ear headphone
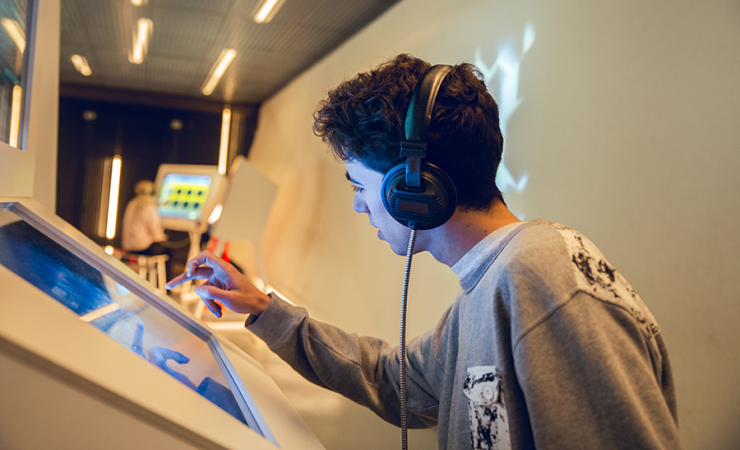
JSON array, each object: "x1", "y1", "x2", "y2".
[{"x1": 380, "y1": 65, "x2": 458, "y2": 231}]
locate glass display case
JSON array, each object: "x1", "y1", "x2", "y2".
[{"x1": 0, "y1": 200, "x2": 273, "y2": 443}]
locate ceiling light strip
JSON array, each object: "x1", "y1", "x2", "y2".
[
  {"x1": 98, "y1": 159, "x2": 112, "y2": 237},
  {"x1": 106, "y1": 156, "x2": 122, "y2": 240},
  {"x1": 130, "y1": 18, "x2": 152, "y2": 64},
  {"x1": 2, "y1": 18, "x2": 25, "y2": 52},
  {"x1": 254, "y1": 0, "x2": 286, "y2": 24},
  {"x1": 9, "y1": 86, "x2": 21, "y2": 148},
  {"x1": 201, "y1": 49, "x2": 237, "y2": 96},
  {"x1": 218, "y1": 107, "x2": 231, "y2": 175}
]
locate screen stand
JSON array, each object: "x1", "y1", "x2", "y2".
[
  {"x1": 187, "y1": 229, "x2": 202, "y2": 262},
  {"x1": 175, "y1": 228, "x2": 203, "y2": 306}
]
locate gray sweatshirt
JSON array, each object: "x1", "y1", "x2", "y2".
[{"x1": 247, "y1": 219, "x2": 684, "y2": 449}]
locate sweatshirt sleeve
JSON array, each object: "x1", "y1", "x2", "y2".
[
  {"x1": 246, "y1": 292, "x2": 440, "y2": 428},
  {"x1": 513, "y1": 291, "x2": 684, "y2": 449}
]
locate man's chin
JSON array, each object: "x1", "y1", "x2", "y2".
[
  {"x1": 378, "y1": 230, "x2": 418, "y2": 255},
  {"x1": 387, "y1": 240, "x2": 409, "y2": 256},
  {"x1": 377, "y1": 231, "x2": 399, "y2": 254}
]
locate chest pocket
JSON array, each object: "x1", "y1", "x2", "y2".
[{"x1": 463, "y1": 366, "x2": 512, "y2": 450}]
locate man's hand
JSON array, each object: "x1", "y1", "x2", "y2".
[{"x1": 165, "y1": 251, "x2": 270, "y2": 318}]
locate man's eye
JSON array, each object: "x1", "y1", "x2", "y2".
[{"x1": 352, "y1": 185, "x2": 364, "y2": 193}]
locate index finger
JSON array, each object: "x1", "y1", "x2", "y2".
[
  {"x1": 165, "y1": 271, "x2": 190, "y2": 289},
  {"x1": 186, "y1": 250, "x2": 232, "y2": 277},
  {"x1": 167, "y1": 251, "x2": 230, "y2": 289},
  {"x1": 185, "y1": 251, "x2": 215, "y2": 276},
  {"x1": 166, "y1": 266, "x2": 217, "y2": 290}
]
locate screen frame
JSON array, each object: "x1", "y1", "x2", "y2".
[{"x1": 0, "y1": 199, "x2": 276, "y2": 445}]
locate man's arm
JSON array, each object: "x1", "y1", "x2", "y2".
[
  {"x1": 247, "y1": 293, "x2": 440, "y2": 428},
  {"x1": 166, "y1": 251, "x2": 440, "y2": 428},
  {"x1": 513, "y1": 291, "x2": 684, "y2": 449}
]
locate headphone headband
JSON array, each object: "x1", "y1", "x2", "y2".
[
  {"x1": 400, "y1": 65, "x2": 452, "y2": 190},
  {"x1": 381, "y1": 64, "x2": 458, "y2": 230},
  {"x1": 401, "y1": 65, "x2": 453, "y2": 156}
]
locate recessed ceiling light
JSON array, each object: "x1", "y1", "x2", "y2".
[{"x1": 71, "y1": 54, "x2": 92, "y2": 76}]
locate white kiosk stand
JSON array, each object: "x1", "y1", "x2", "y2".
[{"x1": 0, "y1": 198, "x2": 326, "y2": 449}]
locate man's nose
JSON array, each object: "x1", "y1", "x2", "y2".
[{"x1": 353, "y1": 191, "x2": 369, "y2": 213}]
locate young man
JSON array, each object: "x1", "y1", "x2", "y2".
[{"x1": 167, "y1": 55, "x2": 683, "y2": 449}]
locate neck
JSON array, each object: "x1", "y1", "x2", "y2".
[{"x1": 425, "y1": 199, "x2": 521, "y2": 267}]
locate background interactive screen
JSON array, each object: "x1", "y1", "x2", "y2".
[{"x1": 157, "y1": 174, "x2": 212, "y2": 221}]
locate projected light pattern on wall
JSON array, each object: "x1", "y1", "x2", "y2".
[{"x1": 474, "y1": 23, "x2": 535, "y2": 195}]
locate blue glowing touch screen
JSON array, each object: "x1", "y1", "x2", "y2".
[
  {"x1": 0, "y1": 220, "x2": 112, "y2": 315},
  {"x1": 0, "y1": 214, "x2": 253, "y2": 428}
]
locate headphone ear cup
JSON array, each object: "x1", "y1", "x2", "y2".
[
  {"x1": 381, "y1": 161, "x2": 457, "y2": 230},
  {"x1": 381, "y1": 162, "x2": 407, "y2": 214},
  {"x1": 418, "y1": 162, "x2": 457, "y2": 228}
]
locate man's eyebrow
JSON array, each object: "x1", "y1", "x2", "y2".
[{"x1": 345, "y1": 171, "x2": 362, "y2": 185}]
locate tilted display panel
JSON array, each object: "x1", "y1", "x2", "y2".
[
  {"x1": 0, "y1": 208, "x2": 259, "y2": 427},
  {"x1": 0, "y1": 199, "x2": 329, "y2": 449}
]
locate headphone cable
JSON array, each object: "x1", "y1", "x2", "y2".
[{"x1": 400, "y1": 225, "x2": 417, "y2": 450}]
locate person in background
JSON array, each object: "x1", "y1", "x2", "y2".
[
  {"x1": 122, "y1": 179, "x2": 168, "y2": 255},
  {"x1": 167, "y1": 55, "x2": 684, "y2": 450}
]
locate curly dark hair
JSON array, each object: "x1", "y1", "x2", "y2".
[{"x1": 313, "y1": 54, "x2": 504, "y2": 210}]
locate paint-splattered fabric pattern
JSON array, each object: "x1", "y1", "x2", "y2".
[
  {"x1": 550, "y1": 222, "x2": 661, "y2": 339},
  {"x1": 463, "y1": 366, "x2": 511, "y2": 450},
  {"x1": 247, "y1": 219, "x2": 684, "y2": 450}
]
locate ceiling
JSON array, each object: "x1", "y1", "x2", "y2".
[{"x1": 59, "y1": 0, "x2": 399, "y2": 104}]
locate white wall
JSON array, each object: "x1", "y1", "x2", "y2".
[
  {"x1": 248, "y1": 0, "x2": 740, "y2": 448},
  {"x1": 0, "y1": 0, "x2": 60, "y2": 208}
]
